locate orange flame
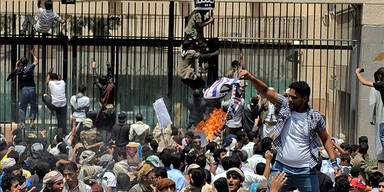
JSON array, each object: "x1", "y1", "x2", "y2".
[{"x1": 195, "y1": 108, "x2": 227, "y2": 140}]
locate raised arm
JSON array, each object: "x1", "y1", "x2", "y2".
[
  {"x1": 37, "y1": 0, "x2": 42, "y2": 8},
  {"x1": 238, "y1": 70, "x2": 278, "y2": 104},
  {"x1": 199, "y1": 17, "x2": 214, "y2": 28},
  {"x1": 92, "y1": 60, "x2": 104, "y2": 89},
  {"x1": 106, "y1": 61, "x2": 113, "y2": 82},
  {"x1": 239, "y1": 49, "x2": 244, "y2": 68},
  {"x1": 356, "y1": 68, "x2": 374, "y2": 87},
  {"x1": 45, "y1": 68, "x2": 53, "y2": 84},
  {"x1": 30, "y1": 48, "x2": 38, "y2": 65}
]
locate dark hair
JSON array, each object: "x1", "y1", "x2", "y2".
[
  {"x1": 213, "y1": 177, "x2": 229, "y2": 192},
  {"x1": 374, "y1": 70, "x2": 379, "y2": 82},
  {"x1": 253, "y1": 143, "x2": 263, "y2": 155},
  {"x1": 231, "y1": 60, "x2": 240, "y2": 68},
  {"x1": 35, "y1": 161, "x2": 51, "y2": 179},
  {"x1": 13, "y1": 137, "x2": 23, "y2": 145},
  {"x1": 160, "y1": 151, "x2": 172, "y2": 168},
  {"x1": 230, "y1": 155, "x2": 241, "y2": 169},
  {"x1": 213, "y1": 148, "x2": 227, "y2": 163},
  {"x1": 58, "y1": 143, "x2": 68, "y2": 154},
  {"x1": 50, "y1": 73, "x2": 59, "y2": 80},
  {"x1": 340, "y1": 143, "x2": 350, "y2": 151},
  {"x1": 182, "y1": 39, "x2": 193, "y2": 50},
  {"x1": 261, "y1": 137, "x2": 273, "y2": 152},
  {"x1": 204, "y1": 169, "x2": 211, "y2": 184},
  {"x1": 78, "y1": 85, "x2": 87, "y2": 93},
  {"x1": 1, "y1": 174, "x2": 19, "y2": 191},
  {"x1": 247, "y1": 131, "x2": 258, "y2": 142},
  {"x1": 154, "y1": 167, "x2": 167, "y2": 178},
  {"x1": 7, "y1": 151, "x2": 19, "y2": 164},
  {"x1": 255, "y1": 163, "x2": 266, "y2": 175},
  {"x1": 377, "y1": 67, "x2": 384, "y2": 79},
  {"x1": 340, "y1": 153, "x2": 351, "y2": 164},
  {"x1": 193, "y1": 135, "x2": 201, "y2": 140},
  {"x1": 350, "y1": 144, "x2": 359, "y2": 153},
  {"x1": 289, "y1": 81, "x2": 311, "y2": 101},
  {"x1": 359, "y1": 142, "x2": 369, "y2": 154},
  {"x1": 350, "y1": 166, "x2": 360, "y2": 177},
  {"x1": 63, "y1": 162, "x2": 78, "y2": 172},
  {"x1": 171, "y1": 152, "x2": 185, "y2": 169},
  {"x1": 196, "y1": 154, "x2": 206, "y2": 168},
  {"x1": 235, "y1": 130, "x2": 246, "y2": 141},
  {"x1": 149, "y1": 140, "x2": 158, "y2": 153},
  {"x1": 185, "y1": 131, "x2": 194, "y2": 139},
  {"x1": 142, "y1": 146, "x2": 154, "y2": 160},
  {"x1": 330, "y1": 175, "x2": 350, "y2": 192},
  {"x1": 4, "y1": 165, "x2": 22, "y2": 175},
  {"x1": 222, "y1": 157, "x2": 232, "y2": 170},
  {"x1": 19, "y1": 57, "x2": 28, "y2": 66},
  {"x1": 113, "y1": 147, "x2": 127, "y2": 161},
  {"x1": 368, "y1": 171, "x2": 383, "y2": 187},
  {"x1": 358, "y1": 136, "x2": 368, "y2": 145},
  {"x1": 116, "y1": 174, "x2": 131, "y2": 191},
  {"x1": 206, "y1": 142, "x2": 216, "y2": 153},
  {"x1": 44, "y1": 0, "x2": 53, "y2": 10},
  {"x1": 135, "y1": 113, "x2": 143, "y2": 121},
  {"x1": 232, "y1": 150, "x2": 246, "y2": 163},
  {"x1": 186, "y1": 151, "x2": 197, "y2": 165},
  {"x1": 190, "y1": 168, "x2": 205, "y2": 187},
  {"x1": 250, "y1": 96, "x2": 259, "y2": 105}
]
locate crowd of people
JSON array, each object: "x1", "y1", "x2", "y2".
[{"x1": 3, "y1": 1, "x2": 384, "y2": 191}]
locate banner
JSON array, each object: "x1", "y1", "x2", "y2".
[
  {"x1": 194, "y1": 0, "x2": 215, "y2": 10},
  {"x1": 153, "y1": 98, "x2": 173, "y2": 130}
]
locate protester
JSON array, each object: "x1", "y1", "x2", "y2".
[
  {"x1": 70, "y1": 85, "x2": 90, "y2": 123},
  {"x1": 43, "y1": 68, "x2": 67, "y2": 139},
  {"x1": 8, "y1": 48, "x2": 38, "y2": 129},
  {"x1": 238, "y1": 70, "x2": 338, "y2": 191},
  {"x1": 63, "y1": 162, "x2": 92, "y2": 192},
  {"x1": 111, "y1": 112, "x2": 130, "y2": 147},
  {"x1": 21, "y1": 0, "x2": 67, "y2": 35},
  {"x1": 130, "y1": 113, "x2": 151, "y2": 145}
]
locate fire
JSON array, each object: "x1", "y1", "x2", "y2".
[{"x1": 195, "y1": 108, "x2": 227, "y2": 140}]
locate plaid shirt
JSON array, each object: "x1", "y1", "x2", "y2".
[{"x1": 273, "y1": 94, "x2": 325, "y2": 168}]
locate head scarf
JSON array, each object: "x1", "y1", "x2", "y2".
[
  {"x1": 82, "y1": 118, "x2": 93, "y2": 129},
  {"x1": 1, "y1": 158, "x2": 16, "y2": 170},
  {"x1": 227, "y1": 167, "x2": 245, "y2": 182},
  {"x1": 14, "y1": 145, "x2": 26, "y2": 157},
  {"x1": 41, "y1": 170, "x2": 63, "y2": 191},
  {"x1": 79, "y1": 150, "x2": 96, "y2": 165},
  {"x1": 156, "y1": 178, "x2": 176, "y2": 192},
  {"x1": 136, "y1": 163, "x2": 154, "y2": 182}
]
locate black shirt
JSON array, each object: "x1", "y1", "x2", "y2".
[
  {"x1": 374, "y1": 81, "x2": 384, "y2": 105},
  {"x1": 187, "y1": 97, "x2": 207, "y2": 126},
  {"x1": 111, "y1": 122, "x2": 130, "y2": 147},
  {"x1": 317, "y1": 171, "x2": 333, "y2": 192},
  {"x1": 18, "y1": 64, "x2": 36, "y2": 88},
  {"x1": 242, "y1": 104, "x2": 260, "y2": 133}
]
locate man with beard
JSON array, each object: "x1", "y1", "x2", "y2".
[{"x1": 238, "y1": 70, "x2": 338, "y2": 192}]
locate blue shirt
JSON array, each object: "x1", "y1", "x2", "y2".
[{"x1": 167, "y1": 168, "x2": 186, "y2": 192}]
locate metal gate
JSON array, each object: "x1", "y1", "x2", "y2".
[{"x1": 0, "y1": 1, "x2": 360, "y2": 143}]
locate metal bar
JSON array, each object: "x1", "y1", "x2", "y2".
[{"x1": 168, "y1": 1, "x2": 175, "y2": 114}]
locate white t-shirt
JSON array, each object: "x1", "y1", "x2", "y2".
[
  {"x1": 215, "y1": 164, "x2": 225, "y2": 175},
  {"x1": 70, "y1": 95, "x2": 90, "y2": 122},
  {"x1": 276, "y1": 111, "x2": 311, "y2": 168},
  {"x1": 102, "y1": 171, "x2": 117, "y2": 192},
  {"x1": 34, "y1": 8, "x2": 62, "y2": 33},
  {"x1": 48, "y1": 80, "x2": 66, "y2": 107},
  {"x1": 247, "y1": 154, "x2": 266, "y2": 171}
]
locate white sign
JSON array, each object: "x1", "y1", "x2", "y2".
[
  {"x1": 194, "y1": 0, "x2": 215, "y2": 10},
  {"x1": 153, "y1": 98, "x2": 173, "y2": 130}
]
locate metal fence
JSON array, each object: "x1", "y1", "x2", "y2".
[{"x1": 0, "y1": 1, "x2": 360, "y2": 143}]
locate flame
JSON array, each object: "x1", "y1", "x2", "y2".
[{"x1": 195, "y1": 108, "x2": 227, "y2": 140}]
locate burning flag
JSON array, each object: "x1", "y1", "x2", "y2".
[{"x1": 195, "y1": 108, "x2": 226, "y2": 140}]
